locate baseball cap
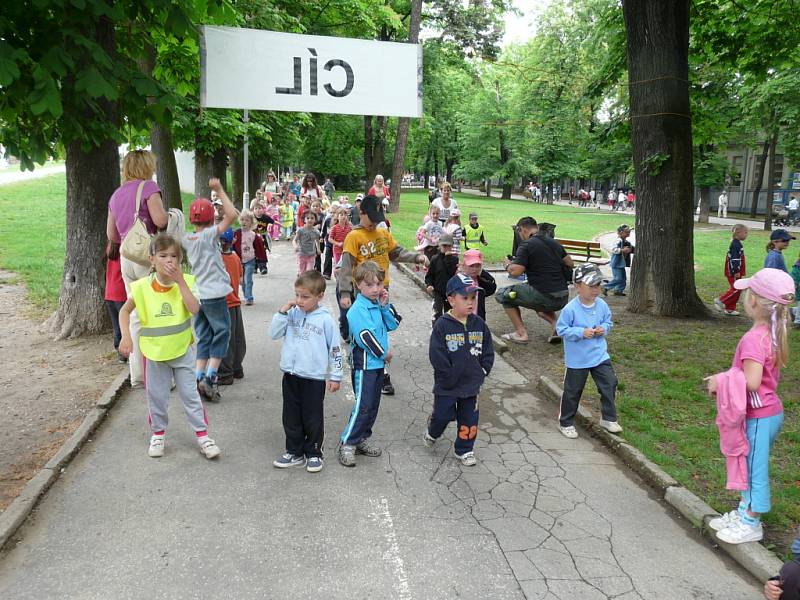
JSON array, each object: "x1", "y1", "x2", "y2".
[
  {"x1": 734, "y1": 268, "x2": 796, "y2": 304},
  {"x1": 573, "y1": 263, "x2": 604, "y2": 286},
  {"x1": 450, "y1": 208, "x2": 460, "y2": 217},
  {"x1": 355, "y1": 194, "x2": 364, "y2": 202},
  {"x1": 469, "y1": 212, "x2": 478, "y2": 219},
  {"x1": 446, "y1": 273, "x2": 479, "y2": 297},
  {"x1": 359, "y1": 195, "x2": 384, "y2": 224},
  {"x1": 617, "y1": 223, "x2": 631, "y2": 233},
  {"x1": 219, "y1": 227, "x2": 234, "y2": 244},
  {"x1": 189, "y1": 198, "x2": 215, "y2": 224},
  {"x1": 770, "y1": 229, "x2": 796, "y2": 242},
  {"x1": 463, "y1": 249, "x2": 483, "y2": 266},
  {"x1": 438, "y1": 233, "x2": 454, "y2": 247}
]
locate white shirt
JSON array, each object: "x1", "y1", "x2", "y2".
[
  {"x1": 718, "y1": 193, "x2": 728, "y2": 205},
  {"x1": 788, "y1": 198, "x2": 799, "y2": 210}
]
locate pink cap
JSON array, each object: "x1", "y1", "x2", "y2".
[
  {"x1": 463, "y1": 249, "x2": 483, "y2": 266},
  {"x1": 734, "y1": 268, "x2": 796, "y2": 304}
]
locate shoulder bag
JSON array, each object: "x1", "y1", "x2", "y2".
[{"x1": 120, "y1": 181, "x2": 153, "y2": 266}]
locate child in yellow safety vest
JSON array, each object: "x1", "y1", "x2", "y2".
[
  {"x1": 463, "y1": 212, "x2": 489, "y2": 250},
  {"x1": 119, "y1": 233, "x2": 221, "y2": 460}
]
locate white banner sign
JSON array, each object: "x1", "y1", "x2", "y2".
[{"x1": 200, "y1": 26, "x2": 422, "y2": 118}]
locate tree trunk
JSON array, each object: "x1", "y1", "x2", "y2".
[
  {"x1": 423, "y1": 145, "x2": 432, "y2": 190},
  {"x1": 749, "y1": 138, "x2": 770, "y2": 218},
  {"x1": 364, "y1": 115, "x2": 387, "y2": 192},
  {"x1": 46, "y1": 17, "x2": 120, "y2": 339},
  {"x1": 445, "y1": 156, "x2": 455, "y2": 184},
  {"x1": 230, "y1": 147, "x2": 244, "y2": 208},
  {"x1": 485, "y1": 179, "x2": 491, "y2": 197},
  {"x1": 139, "y1": 44, "x2": 181, "y2": 210},
  {"x1": 194, "y1": 150, "x2": 213, "y2": 198},
  {"x1": 211, "y1": 148, "x2": 228, "y2": 188},
  {"x1": 434, "y1": 153, "x2": 440, "y2": 185},
  {"x1": 698, "y1": 186, "x2": 711, "y2": 223},
  {"x1": 501, "y1": 183, "x2": 512, "y2": 200},
  {"x1": 763, "y1": 131, "x2": 779, "y2": 231},
  {"x1": 248, "y1": 159, "x2": 261, "y2": 202},
  {"x1": 623, "y1": 0, "x2": 706, "y2": 317}
]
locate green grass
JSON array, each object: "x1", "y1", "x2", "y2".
[{"x1": 2, "y1": 175, "x2": 798, "y2": 548}]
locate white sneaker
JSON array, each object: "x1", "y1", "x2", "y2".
[
  {"x1": 198, "y1": 437, "x2": 221, "y2": 459},
  {"x1": 600, "y1": 420, "x2": 623, "y2": 434},
  {"x1": 713, "y1": 298, "x2": 725, "y2": 313},
  {"x1": 454, "y1": 451, "x2": 477, "y2": 466},
  {"x1": 559, "y1": 425, "x2": 579, "y2": 439},
  {"x1": 723, "y1": 309, "x2": 740, "y2": 316},
  {"x1": 423, "y1": 430, "x2": 437, "y2": 448},
  {"x1": 148, "y1": 435, "x2": 165, "y2": 458},
  {"x1": 709, "y1": 510, "x2": 741, "y2": 532},
  {"x1": 716, "y1": 519, "x2": 763, "y2": 544}
]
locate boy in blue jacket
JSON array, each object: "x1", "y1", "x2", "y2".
[
  {"x1": 424, "y1": 274, "x2": 495, "y2": 466},
  {"x1": 338, "y1": 261, "x2": 401, "y2": 467},
  {"x1": 556, "y1": 264, "x2": 622, "y2": 439},
  {"x1": 269, "y1": 270, "x2": 343, "y2": 473}
]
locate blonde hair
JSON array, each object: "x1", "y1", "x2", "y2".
[
  {"x1": 337, "y1": 195, "x2": 349, "y2": 204},
  {"x1": 744, "y1": 289, "x2": 791, "y2": 367},
  {"x1": 440, "y1": 181, "x2": 452, "y2": 192},
  {"x1": 122, "y1": 150, "x2": 156, "y2": 182},
  {"x1": 354, "y1": 260, "x2": 385, "y2": 285},
  {"x1": 239, "y1": 209, "x2": 255, "y2": 230},
  {"x1": 731, "y1": 223, "x2": 747, "y2": 237}
]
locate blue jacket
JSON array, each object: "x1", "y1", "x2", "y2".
[
  {"x1": 429, "y1": 313, "x2": 494, "y2": 397},
  {"x1": 347, "y1": 294, "x2": 400, "y2": 371},
  {"x1": 269, "y1": 306, "x2": 343, "y2": 381},
  {"x1": 764, "y1": 249, "x2": 788, "y2": 273},
  {"x1": 556, "y1": 296, "x2": 614, "y2": 369}
]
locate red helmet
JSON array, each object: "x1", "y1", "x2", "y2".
[{"x1": 190, "y1": 198, "x2": 215, "y2": 224}]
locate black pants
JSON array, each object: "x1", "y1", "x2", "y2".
[
  {"x1": 428, "y1": 395, "x2": 479, "y2": 455},
  {"x1": 323, "y1": 242, "x2": 333, "y2": 277},
  {"x1": 559, "y1": 360, "x2": 618, "y2": 427},
  {"x1": 105, "y1": 300, "x2": 125, "y2": 349},
  {"x1": 282, "y1": 373, "x2": 326, "y2": 458},
  {"x1": 219, "y1": 305, "x2": 246, "y2": 379},
  {"x1": 431, "y1": 293, "x2": 451, "y2": 324}
]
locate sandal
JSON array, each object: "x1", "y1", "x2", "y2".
[{"x1": 501, "y1": 332, "x2": 529, "y2": 344}]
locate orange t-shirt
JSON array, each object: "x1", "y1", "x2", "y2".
[{"x1": 221, "y1": 252, "x2": 243, "y2": 308}]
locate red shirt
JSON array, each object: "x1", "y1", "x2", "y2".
[
  {"x1": 221, "y1": 252, "x2": 243, "y2": 308},
  {"x1": 329, "y1": 223, "x2": 352, "y2": 245},
  {"x1": 104, "y1": 257, "x2": 126, "y2": 302}
]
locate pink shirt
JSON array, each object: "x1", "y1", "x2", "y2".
[
  {"x1": 732, "y1": 323, "x2": 783, "y2": 418},
  {"x1": 108, "y1": 179, "x2": 161, "y2": 241}
]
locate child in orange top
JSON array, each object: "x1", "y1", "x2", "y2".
[{"x1": 218, "y1": 228, "x2": 246, "y2": 385}]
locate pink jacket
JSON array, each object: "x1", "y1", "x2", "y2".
[{"x1": 715, "y1": 368, "x2": 749, "y2": 491}]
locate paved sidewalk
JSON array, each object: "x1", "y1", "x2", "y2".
[
  {"x1": 0, "y1": 243, "x2": 760, "y2": 599},
  {"x1": 0, "y1": 164, "x2": 66, "y2": 186}
]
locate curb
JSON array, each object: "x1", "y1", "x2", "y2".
[
  {"x1": 536, "y1": 374, "x2": 784, "y2": 583},
  {"x1": 394, "y1": 262, "x2": 509, "y2": 354},
  {"x1": 0, "y1": 369, "x2": 129, "y2": 551}
]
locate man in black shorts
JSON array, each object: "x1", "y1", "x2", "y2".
[{"x1": 496, "y1": 217, "x2": 574, "y2": 344}]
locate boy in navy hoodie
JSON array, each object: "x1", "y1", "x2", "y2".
[
  {"x1": 269, "y1": 270, "x2": 343, "y2": 473},
  {"x1": 338, "y1": 261, "x2": 401, "y2": 467},
  {"x1": 425, "y1": 274, "x2": 495, "y2": 466},
  {"x1": 556, "y1": 263, "x2": 622, "y2": 439}
]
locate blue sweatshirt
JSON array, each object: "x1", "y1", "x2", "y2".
[
  {"x1": 429, "y1": 312, "x2": 495, "y2": 397},
  {"x1": 556, "y1": 296, "x2": 614, "y2": 369},
  {"x1": 347, "y1": 294, "x2": 400, "y2": 371},
  {"x1": 269, "y1": 305, "x2": 343, "y2": 381},
  {"x1": 764, "y1": 249, "x2": 788, "y2": 273}
]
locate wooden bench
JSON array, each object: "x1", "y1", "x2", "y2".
[{"x1": 555, "y1": 238, "x2": 609, "y2": 265}]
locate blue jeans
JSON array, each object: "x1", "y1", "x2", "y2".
[
  {"x1": 242, "y1": 259, "x2": 255, "y2": 302},
  {"x1": 194, "y1": 297, "x2": 231, "y2": 360},
  {"x1": 740, "y1": 412, "x2": 783, "y2": 514},
  {"x1": 604, "y1": 267, "x2": 626, "y2": 292}
]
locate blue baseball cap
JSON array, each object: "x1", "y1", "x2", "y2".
[
  {"x1": 219, "y1": 227, "x2": 234, "y2": 244},
  {"x1": 446, "y1": 274, "x2": 479, "y2": 297},
  {"x1": 770, "y1": 229, "x2": 796, "y2": 242}
]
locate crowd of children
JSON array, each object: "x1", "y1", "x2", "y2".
[{"x1": 104, "y1": 166, "x2": 798, "y2": 561}]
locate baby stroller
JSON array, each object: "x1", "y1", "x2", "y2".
[{"x1": 773, "y1": 204, "x2": 789, "y2": 227}]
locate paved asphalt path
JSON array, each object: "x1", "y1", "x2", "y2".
[{"x1": 0, "y1": 240, "x2": 761, "y2": 599}]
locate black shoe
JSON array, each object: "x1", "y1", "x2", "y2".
[
  {"x1": 217, "y1": 376, "x2": 234, "y2": 386},
  {"x1": 233, "y1": 371, "x2": 244, "y2": 379},
  {"x1": 381, "y1": 374, "x2": 395, "y2": 396},
  {"x1": 117, "y1": 352, "x2": 128, "y2": 363},
  {"x1": 612, "y1": 291, "x2": 627, "y2": 297}
]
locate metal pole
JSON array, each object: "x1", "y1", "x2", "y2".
[{"x1": 243, "y1": 109, "x2": 250, "y2": 211}]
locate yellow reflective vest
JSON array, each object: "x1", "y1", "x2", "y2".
[
  {"x1": 131, "y1": 273, "x2": 196, "y2": 361},
  {"x1": 464, "y1": 224, "x2": 485, "y2": 249}
]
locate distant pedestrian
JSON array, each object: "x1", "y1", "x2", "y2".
[
  {"x1": 270, "y1": 270, "x2": 343, "y2": 473},
  {"x1": 338, "y1": 261, "x2": 400, "y2": 467},
  {"x1": 424, "y1": 274, "x2": 495, "y2": 466},
  {"x1": 602, "y1": 225, "x2": 634, "y2": 297},
  {"x1": 706, "y1": 268, "x2": 794, "y2": 544},
  {"x1": 323, "y1": 177, "x2": 336, "y2": 199},
  {"x1": 294, "y1": 212, "x2": 321, "y2": 275},
  {"x1": 118, "y1": 233, "x2": 221, "y2": 460},
  {"x1": 233, "y1": 210, "x2": 267, "y2": 305},
  {"x1": 714, "y1": 224, "x2": 748, "y2": 316},
  {"x1": 718, "y1": 191, "x2": 729, "y2": 218},
  {"x1": 556, "y1": 264, "x2": 622, "y2": 439}
]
